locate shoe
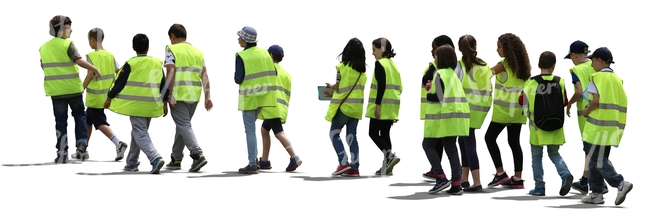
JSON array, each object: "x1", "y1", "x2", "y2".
[
  {"x1": 54, "y1": 155, "x2": 68, "y2": 164},
  {"x1": 461, "y1": 182, "x2": 470, "y2": 188},
  {"x1": 603, "y1": 186, "x2": 609, "y2": 194},
  {"x1": 238, "y1": 165, "x2": 258, "y2": 174},
  {"x1": 115, "y1": 142, "x2": 128, "y2": 161},
  {"x1": 342, "y1": 169, "x2": 360, "y2": 177},
  {"x1": 385, "y1": 153, "x2": 400, "y2": 174},
  {"x1": 255, "y1": 158, "x2": 261, "y2": 169},
  {"x1": 150, "y1": 158, "x2": 165, "y2": 174},
  {"x1": 614, "y1": 181, "x2": 633, "y2": 206},
  {"x1": 422, "y1": 171, "x2": 436, "y2": 181},
  {"x1": 487, "y1": 173, "x2": 510, "y2": 187},
  {"x1": 500, "y1": 176, "x2": 524, "y2": 189},
  {"x1": 428, "y1": 175, "x2": 451, "y2": 194},
  {"x1": 71, "y1": 147, "x2": 89, "y2": 161},
  {"x1": 286, "y1": 156, "x2": 302, "y2": 172},
  {"x1": 581, "y1": 193, "x2": 604, "y2": 204},
  {"x1": 560, "y1": 174, "x2": 573, "y2": 196},
  {"x1": 571, "y1": 181, "x2": 588, "y2": 194},
  {"x1": 331, "y1": 164, "x2": 351, "y2": 176},
  {"x1": 446, "y1": 185, "x2": 464, "y2": 195},
  {"x1": 165, "y1": 158, "x2": 182, "y2": 170},
  {"x1": 529, "y1": 188, "x2": 545, "y2": 196},
  {"x1": 123, "y1": 165, "x2": 139, "y2": 172},
  {"x1": 258, "y1": 158, "x2": 272, "y2": 169},
  {"x1": 189, "y1": 154, "x2": 207, "y2": 172},
  {"x1": 464, "y1": 185, "x2": 483, "y2": 192}
]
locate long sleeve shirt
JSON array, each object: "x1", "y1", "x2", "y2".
[
  {"x1": 234, "y1": 46, "x2": 253, "y2": 84},
  {"x1": 374, "y1": 61, "x2": 386, "y2": 105},
  {"x1": 107, "y1": 55, "x2": 170, "y2": 102}
]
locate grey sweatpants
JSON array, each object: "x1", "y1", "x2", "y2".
[
  {"x1": 126, "y1": 116, "x2": 162, "y2": 167},
  {"x1": 170, "y1": 101, "x2": 203, "y2": 160}
]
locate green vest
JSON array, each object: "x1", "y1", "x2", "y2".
[
  {"x1": 523, "y1": 74, "x2": 567, "y2": 146},
  {"x1": 460, "y1": 60, "x2": 493, "y2": 129},
  {"x1": 325, "y1": 63, "x2": 367, "y2": 122},
  {"x1": 167, "y1": 43, "x2": 204, "y2": 102},
  {"x1": 40, "y1": 38, "x2": 83, "y2": 96},
  {"x1": 420, "y1": 61, "x2": 436, "y2": 120},
  {"x1": 492, "y1": 59, "x2": 527, "y2": 124},
  {"x1": 237, "y1": 47, "x2": 278, "y2": 111},
  {"x1": 581, "y1": 71, "x2": 627, "y2": 147},
  {"x1": 570, "y1": 60, "x2": 596, "y2": 133},
  {"x1": 258, "y1": 63, "x2": 292, "y2": 123},
  {"x1": 109, "y1": 56, "x2": 165, "y2": 118},
  {"x1": 85, "y1": 50, "x2": 117, "y2": 108},
  {"x1": 366, "y1": 58, "x2": 402, "y2": 120},
  {"x1": 424, "y1": 68, "x2": 470, "y2": 138}
]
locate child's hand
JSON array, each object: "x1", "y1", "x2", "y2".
[
  {"x1": 168, "y1": 95, "x2": 177, "y2": 108},
  {"x1": 324, "y1": 91, "x2": 332, "y2": 97},
  {"x1": 425, "y1": 80, "x2": 432, "y2": 91},
  {"x1": 566, "y1": 104, "x2": 572, "y2": 117},
  {"x1": 103, "y1": 99, "x2": 111, "y2": 109},
  {"x1": 205, "y1": 98, "x2": 213, "y2": 111},
  {"x1": 95, "y1": 71, "x2": 102, "y2": 79},
  {"x1": 163, "y1": 103, "x2": 169, "y2": 117}
]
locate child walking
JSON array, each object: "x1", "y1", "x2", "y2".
[
  {"x1": 367, "y1": 37, "x2": 402, "y2": 176},
  {"x1": 324, "y1": 38, "x2": 367, "y2": 177},
  {"x1": 485, "y1": 33, "x2": 531, "y2": 188},
  {"x1": 83, "y1": 27, "x2": 128, "y2": 161},
  {"x1": 519, "y1": 51, "x2": 574, "y2": 196},
  {"x1": 422, "y1": 44, "x2": 470, "y2": 195},
  {"x1": 105, "y1": 33, "x2": 169, "y2": 174},
  {"x1": 257, "y1": 45, "x2": 303, "y2": 172},
  {"x1": 457, "y1": 34, "x2": 493, "y2": 191},
  {"x1": 580, "y1": 47, "x2": 632, "y2": 205}
]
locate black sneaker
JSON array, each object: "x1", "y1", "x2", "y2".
[
  {"x1": 428, "y1": 176, "x2": 451, "y2": 194},
  {"x1": 487, "y1": 172, "x2": 510, "y2": 187},
  {"x1": 461, "y1": 182, "x2": 470, "y2": 188},
  {"x1": 54, "y1": 155, "x2": 68, "y2": 164},
  {"x1": 189, "y1": 154, "x2": 207, "y2": 172},
  {"x1": 238, "y1": 165, "x2": 258, "y2": 174},
  {"x1": 165, "y1": 158, "x2": 182, "y2": 170},
  {"x1": 464, "y1": 185, "x2": 483, "y2": 192},
  {"x1": 446, "y1": 185, "x2": 464, "y2": 195},
  {"x1": 501, "y1": 176, "x2": 525, "y2": 189},
  {"x1": 571, "y1": 181, "x2": 588, "y2": 194}
]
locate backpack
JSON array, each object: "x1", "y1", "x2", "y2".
[{"x1": 531, "y1": 75, "x2": 564, "y2": 131}]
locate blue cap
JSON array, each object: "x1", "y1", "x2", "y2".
[
  {"x1": 237, "y1": 26, "x2": 257, "y2": 43},
  {"x1": 587, "y1": 47, "x2": 614, "y2": 64},
  {"x1": 268, "y1": 45, "x2": 284, "y2": 57},
  {"x1": 564, "y1": 40, "x2": 590, "y2": 59}
]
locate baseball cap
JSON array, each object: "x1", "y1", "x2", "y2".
[
  {"x1": 564, "y1": 40, "x2": 590, "y2": 59},
  {"x1": 268, "y1": 45, "x2": 284, "y2": 56},
  {"x1": 587, "y1": 47, "x2": 615, "y2": 64}
]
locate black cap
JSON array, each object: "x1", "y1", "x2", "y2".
[
  {"x1": 564, "y1": 40, "x2": 590, "y2": 59},
  {"x1": 587, "y1": 47, "x2": 615, "y2": 64}
]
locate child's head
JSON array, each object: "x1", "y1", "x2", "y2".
[
  {"x1": 49, "y1": 15, "x2": 72, "y2": 39},
  {"x1": 497, "y1": 33, "x2": 531, "y2": 80},
  {"x1": 268, "y1": 45, "x2": 284, "y2": 63},
  {"x1": 132, "y1": 34, "x2": 149, "y2": 54},
  {"x1": 431, "y1": 35, "x2": 454, "y2": 58},
  {"x1": 564, "y1": 40, "x2": 590, "y2": 65},
  {"x1": 538, "y1": 51, "x2": 556, "y2": 73},
  {"x1": 168, "y1": 24, "x2": 187, "y2": 44},
  {"x1": 88, "y1": 28, "x2": 104, "y2": 50},
  {"x1": 587, "y1": 47, "x2": 614, "y2": 71},
  {"x1": 237, "y1": 26, "x2": 258, "y2": 48},
  {"x1": 434, "y1": 45, "x2": 457, "y2": 69},
  {"x1": 458, "y1": 34, "x2": 486, "y2": 72},
  {"x1": 338, "y1": 38, "x2": 366, "y2": 73},
  {"x1": 371, "y1": 37, "x2": 396, "y2": 60}
]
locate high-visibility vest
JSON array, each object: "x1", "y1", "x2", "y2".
[
  {"x1": 420, "y1": 61, "x2": 436, "y2": 120},
  {"x1": 237, "y1": 47, "x2": 278, "y2": 111},
  {"x1": 570, "y1": 60, "x2": 596, "y2": 133},
  {"x1": 460, "y1": 60, "x2": 493, "y2": 129},
  {"x1": 424, "y1": 68, "x2": 470, "y2": 138},
  {"x1": 258, "y1": 63, "x2": 292, "y2": 124},
  {"x1": 523, "y1": 74, "x2": 567, "y2": 146},
  {"x1": 581, "y1": 71, "x2": 627, "y2": 147},
  {"x1": 366, "y1": 58, "x2": 402, "y2": 120},
  {"x1": 40, "y1": 37, "x2": 83, "y2": 96},
  {"x1": 166, "y1": 42, "x2": 204, "y2": 103},
  {"x1": 325, "y1": 63, "x2": 367, "y2": 122},
  {"x1": 85, "y1": 50, "x2": 117, "y2": 108},
  {"x1": 109, "y1": 56, "x2": 165, "y2": 118},
  {"x1": 491, "y1": 59, "x2": 527, "y2": 124}
]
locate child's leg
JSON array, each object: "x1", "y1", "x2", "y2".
[
  {"x1": 345, "y1": 118, "x2": 360, "y2": 170},
  {"x1": 268, "y1": 120, "x2": 296, "y2": 158},
  {"x1": 125, "y1": 131, "x2": 141, "y2": 168},
  {"x1": 484, "y1": 122, "x2": 507, "y2": 173},
  {"x1": 69, "y1": 95, "x2": 88, "y2": 150},
  {"x1": 458, "y1": 137, "x2": 469, "y2": 182},
  {"x1": 368, "y1": 118, "x2": 385, "y2": 152},
  {"x1": 546, "y1": 145, "x2": 571, "y2": 179},
  {"x1": 442, "y1": 137, "x2": 462, "y2": 184},
  {"x1": 379, "y1": 119, "x2": 393, "y2": 156},
  {"x1": 464, "y1": 129, "x2": 481, "y2": 186},
  {"x1": 260, "y1": 120, "x2": 272, "y2": 161},
  {"x1": 242, "y1": 108, "x2": 261, "y2": 167},
  {"x1": 422, "y1": 138, "x2": 442, "y2": 174},
  {"x1": 129, "y1": 116, "x2": 162, "y2": 164},
  {"x1": 590, "y1": 145, "x2": 625, "y2": 188},
  {"x1": 86, "y1": 108, "x2": 94, "y2": 143},
  {"x1": 52, "y1": 98, "x2": 70, "y2": 157},
  {"x1": 506, "y1": 124, "x2": 524, "y2": 179},
  {"x1": 530, "y1": 144, "x2": 544, "y2": 189},
  {"x1": 171, "y1": 102, "x2": 203, "y2": 157}
]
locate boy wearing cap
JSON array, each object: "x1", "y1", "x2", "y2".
[
  {"x1": 257, "y1": 45, "x2": 303, "y2": 172},
  {"x1": 234, "y1": 26, "x2": 278, "y2": 174},
  {"x1": 580, "y1": 47, "x2": 632, "y2": 205}
]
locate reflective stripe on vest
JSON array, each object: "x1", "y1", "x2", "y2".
[
  {"x1": 325, "y1": 63, "x2": 367, "y2": 122},
  {"x1": 460, "y1": 60, "x2": 493, "y2": 129},
  {"x1": 424, "y1": 68, "x2": 470, "y2": 138},
  {"x1": 581, "y1": 71, "x2": 627, "y2": 146},
  {"x1": 40, "y1": 38, "x2": 83, "y2": 96},
  {"x1": 491, "y1": 59, "x2": 526, "y2": 124},
  {"x1": 167, "y1": 43, "x2": 204, "y2": 102},
  {"x1": 366, "y1": 58, "x2": 402, "y2": 120},
  {"x1": 570, "y1": 61, "x2": 595, "y2": 133},
  {"x1": 258, "y1": 63, "x2": 293, "y2": 123},
  {"x1": 86, "y1": 50, "x2": 117, "y2": 108},
  {"x1": 237, "y1": 47, "x2": 278, "y2": 111},
  {"x1": 109, "y1": 56, "x2": 165, "y2": 118}
]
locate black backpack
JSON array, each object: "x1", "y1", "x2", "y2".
[{"x1": 531, "y1": 75, "x2": 564, "y2": 131}]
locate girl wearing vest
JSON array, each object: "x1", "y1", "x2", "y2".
[
  {"x1": 422, "y1": 44, "x2": 470, "y2": 195},
  {"x1": 580, "y1": 47, "x2": 632, "y2": 205},
  {"x1": 324, "y1": 38, "x2": 367, "y2": 177},
  {"x1": 367, "y1": 38, "x2": 402, "y2": 176},
  {"x1": 457, "y1": 34, "x2": 492, "y2": 191},
  {"x1": 420, "y1": 35, "x2": 455, "y2": 181}
]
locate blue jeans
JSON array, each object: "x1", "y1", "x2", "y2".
[
  {"x1": 586, "y1": 142, "x2": 624, "y2": 193},
  {"x1": 52, "y1": 95, "x2": 88, "y2": 156},
  {"x1": 243, "y1": 108, "x2": 261, "y2": 166},
  {"x1": 329, "y1": 110, "x2": 359, "y2": 170},
  {"x1": 531, "y1": 144, "x2": 571, "y2": 189}
]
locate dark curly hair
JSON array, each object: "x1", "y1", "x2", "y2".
[{"x1": 498, "y1": 33, "x2": 531, "y2": 80}]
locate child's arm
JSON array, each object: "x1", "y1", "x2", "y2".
[
  {"x1": 68, "y1": 43, "x2": 101, "y2": 77},
  {"x1": 582, "y1": 80, "x2": 599, "y2": 116},
  {"x1": 83, "y1": 69, "x2": 94, "y2": 89},
  {"x1": 201, "y1": 66, "x2": 211, "y2": 100},
  {"x1": 422, "y1": 64, "x2": 435, "y2": 87},
  {"x1": 160, "y1": 68, "x2": 170, "y2": 103},
  {"x1": 164, "y1": 49, "x2": 177, "y2": 97},
  {"x1": 567, "y1": 71, "x2": 583, "y2": 106},
  {"x1": 234, "y1": 54, "x2": 245, "y2": 84},
  {"x1": 107, "y1": 63, "x2": 131, "y2": 100},
  {"x1": 490, "y1": 62, "x2": 505, "y2": 77}
]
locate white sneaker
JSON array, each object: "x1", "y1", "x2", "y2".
[
  {"x1": 581, "y1": 193, "x2": 604, "y2": 204},
  {"x1": 615, "y1": 181, "x2": 633, "y2": 205},
  {"x1": 115, "y1": 142, "x2": 128, "y2": 161}
]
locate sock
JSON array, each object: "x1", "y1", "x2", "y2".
[
  {"x1": 513, "y1": 176, "x2": 522, "y2": 181},
  {"x1": 452, "y1": 181, "x2": 461, "y2": 186},
  {"x1": 580, "y1": 177, "x2": 588, "y2": 186},
  {"x1": 110, "y1": 135, "x2": 121, "y2": 146},
  {"x1": 497, "y1": 172, "x2": 505, "y2": 176}
]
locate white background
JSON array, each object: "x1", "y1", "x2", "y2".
[{"x1": 0, "y1": 0, "x2": 646, "y2": 222}]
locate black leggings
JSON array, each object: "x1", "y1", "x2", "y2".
[
  {"x1": 369, "y1": 118, "x2": 393, "y2": 156},
  {"x1": 422, "y1": 137, "x2": 461, "y2": 182},
  {"x1": 459, "y1": 128, "x2": 479, "y2": 170},
  {"x1": 484, "y1": 122, "x2": 523, "y2": 172}
]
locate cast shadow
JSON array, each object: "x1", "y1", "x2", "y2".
[
  {"x1": 2, "y1": 161, "x2": 82, "y2": 167},
  {"x1": 84, "y1": 160, "x2": 120, "y2": 163},
  {"x1": 290, "y1": 175, "x2": 385, "y2": 181},
  {"x1": 387, "y1": 192, "x2": 452, "y2": 200},
  {"x1": 76, "y1": 170, "x2": 174, "y2": 175},
  {"x1": 188, "y1": 171, "x2": 253, "y2": 178},
  {"x1": 492, "y1": 193, "x2": 583, "y2": 201},
  {"x1": 389, "y1": 181, "x2": 435, "y2": 187},
  {"x1": 546, "y1": 203, "x2": 625, "y2": 209}
]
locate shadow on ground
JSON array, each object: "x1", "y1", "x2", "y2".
[
  {"x1": 492, "y1": 192, "x2": 583, "y2": 201},
  {"x1": 290, "y1": 175, "x2": 387, "y2": 181},
  {"x1": 3, "y1": 159, "x2": 117, "y2": 167},
  {"x1": 387, "y1": 192, "x2": 452, "y2": 200},
  {"x1": 387, "y1": 186, "x2": 510, "y2": 200},
  {"x1": 76, "y1": 170, "x2": 174, "y2": 175},
  {"x1": 545, "y1": 203, "x2": 625, "y2": 209}
]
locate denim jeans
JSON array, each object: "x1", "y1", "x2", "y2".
[
  {"x1": 52, "y1": 95, "x2": 88, "y2": 156},
  {"x1": 531, "y1": 144, "x2": 571, "y2": 189},
  {"x1": 243, "y1": 108, "x2": 262, "y2": 166},
  {"x1": 585, "y1": 142, "x2": 624, "y2": 193},
  {"x1": 329, "y1": 110, "x2": 359, "y2": 170}
]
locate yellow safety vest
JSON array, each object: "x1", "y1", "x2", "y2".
[
  {"x1": 366, "y1": 58, "x2": 402, "y2": 120},
  {"x1": 40, "y1": 37, "x2": 83, "y2": 96},
  {"x1": 85, "y1": 50, "x2": 117, "y2": 109},
  {"x1": 570, "y1": 60, "x2": 596, "y2": 133},
  {"x1": 523, "y1": 74, "x2": 567, "y2": 146},
  {"x1": 109, "y1": 56, "x2": 165, "y2": 118},
  {"x1": 237, "y1": 47, "x2": 278, "y2": 111},
  {"x1": 581, "y1": 71, "x2": 627, "y2": 147},
  {"x1": 167, "y1": 42, "x2": 204, "y2": 103},
  {"x1": 258, "y1": 63, "x2": 292, "y2": 124},
  {"x1": 325, "y1": 63, "x2": 367, "y2": 122},
  {"x1": 424, "y1": 68, "x2": 470, "y2": 138},
  {"x1": 492, "y1": 59, "x2": 527, "y2": 124},
  {"x1": 460, "y1": 60, "x2": 493, "y2": 129},
  {"x1": 420, "y1": 61, "x2": 436, "y2": 120}
]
